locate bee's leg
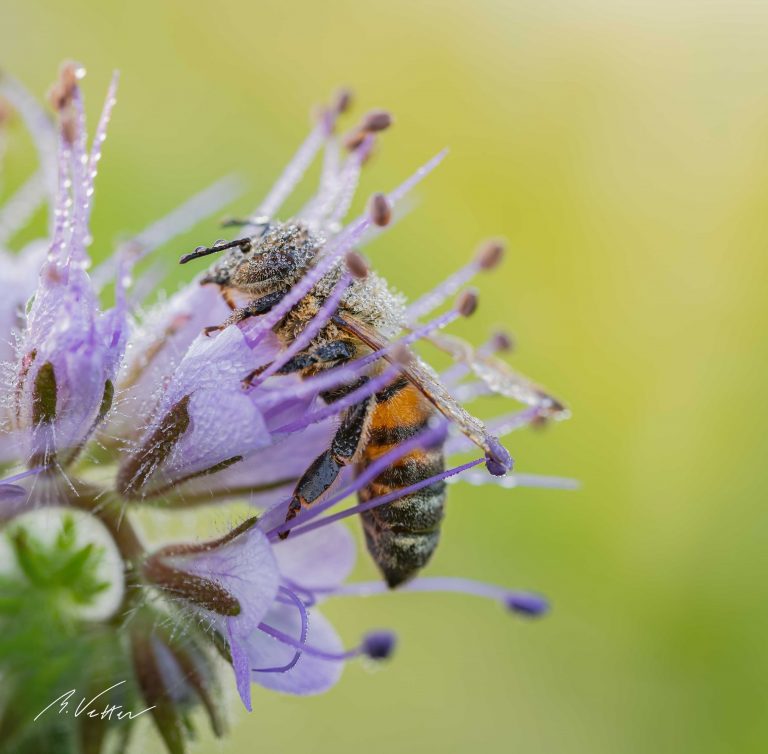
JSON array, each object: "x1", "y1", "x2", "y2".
[
  {"x1": 281, "y1": 385, "x2": 373, "y2": 537},
  {"x1": 242, "y1": 340, "x2": 356, "y2": 387},
  {"x1": 221, "y1": 289, "x2": 238, "y2": 311},
  {"x1": 203, "y1": 290, "x2": 287, "y2": 336}
]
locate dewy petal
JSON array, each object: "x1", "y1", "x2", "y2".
[
  {"x1": 168, "y1": 525, "x2": 280, "y2": 712},
  {"x1": 11, "y1": 74, "x2": 128, "y2": 464},
  {"x1": 106, "y1": 283, "x2": 232, "y2": 444},
  {"x1": 272, "y1": 521, "x2": 356, "y2": 592},
  {"x1": 120, "y1": 324, "x2": 298, "y2": 494},
  {"x1": 249, "y1": 602, "x2": 344, "y2": 696}
]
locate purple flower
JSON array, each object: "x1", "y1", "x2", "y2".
[
  {"x1": 145, "y1": 512, "x2": 545, "y2": 712},
  {"x1": 0, "y1": 66, "x2": 574, "y2": 753}
]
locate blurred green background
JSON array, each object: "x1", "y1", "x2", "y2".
[{"x1": 3, "y1": 0, "x2": 768, "y2": 752}]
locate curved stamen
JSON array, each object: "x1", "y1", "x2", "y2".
[
  {"x1": 252, "y1": 586, "x2": 308, "y2": 673},
  {"x1": 278, "y1": 457, "x2": 483, "y2": 541},
  {"x1": 255, "y1": 623, "x2": 396, "y2": 664},
  {"x1": 324, "y1": 577, "x2": 549, "y2": 617}
]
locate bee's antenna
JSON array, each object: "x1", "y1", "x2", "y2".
[{"x1": 179, "y1": 237, "x2": 252, "y2": 265}]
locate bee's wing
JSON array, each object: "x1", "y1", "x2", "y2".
[
  {"x1": 426, "y1": 332, "x2": 569, "y2": 419},
  {"x1": 333, "y1": 314, "x2": 497, "y2": 457}
]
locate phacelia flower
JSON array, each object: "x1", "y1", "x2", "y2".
[{"x1": 0, "y1": 65, "x2": 573, "y2": 754}]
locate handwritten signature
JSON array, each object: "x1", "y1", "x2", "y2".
[{"x1": 34, "y1": 681, "x2": 155, "y2": 722}]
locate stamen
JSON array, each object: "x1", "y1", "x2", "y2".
[
  {"x1": 361, "y1": 631, "x2": 397, "y2": 660},
  {"x1": 407, "y1": 239, "x2": 506, "y2": 321},
  {"x1": 344, "y1": 250, "x2": 369, "y2": 279},
  {"x1": 265, "y1": 420, "x2": 449, "y2": 539},
  {"x1": 91, "y1": 175, "x2": 242, "y2": 288},
  {"x1": 452, "y1": 470, "x2": 579, "y2": 491},
  {"x1": 246, "y1": 273, "x2": 352, "y2": 389},
  {"x1": 327, "y1": 577, "x2": 548, "y2": 617},
  {"x1": 0, "y1": 171, "x2": 47, "y2": 246},
  {"x1": 327, "y1": 135, "x2": 376, "y2": 226},
  {"x1": 445, "y1": 407, "x2": 542, "y2": 453},
  {"x1": 272, "y1": 362, "x2": 403, "y2": 434},
  {"x1": 254, "y1": 623, "x2": 395, "y2": 664},
  {"x1": 282, "y1": 457, "x2": 483, "y2": 540},
  {"x1": 333, "y1": 88, "x2": 353, "y2": 115},
  {"x1": 252, "y1": 586, "x2": 308, "y2": 673},
  {"x1": 367, "y1": 192, "x2": 392, "y2": 227},
  {"x1": 441, "y1": 330, "x2": 514, "y2": 388},
  {"x1": 83, "y1": 71, "x2": 119, "y2": 225},
  {"x1": 254, "y1": 116, "x2": 331, "y2": 221},
  {"x1": 0, "y1": 71, "x2": 58, "y2": 216},
  {"x1": 360, "y1": 110, "x2": 393, "y2": 133},
  {"x1": 244, "y1": 150, "x2": 446, "y2": 345}
]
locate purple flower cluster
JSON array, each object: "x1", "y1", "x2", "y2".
[{"x1": 0, "y1": 64, "x2": 574, "y2": 749}]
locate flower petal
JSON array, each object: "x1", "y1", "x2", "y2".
[
  {"x1": 274, "y1": 521, "x2": 357, "y2": 592},
  {"x1": 249, "y1": 602, "x2": 344, "y2": 695}
]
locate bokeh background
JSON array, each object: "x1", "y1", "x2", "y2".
[{"x1": 3, "y1": 0, "x2": 768, "y2": 752}]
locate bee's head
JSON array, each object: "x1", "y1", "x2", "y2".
[{"x1": 182, "y1": 222, "x2": 321, "y2": 295}]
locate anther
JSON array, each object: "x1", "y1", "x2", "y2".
[
  {"x1": 476, "y1": 240, "x2": 506, "y2": 270},
  {"x1": 361, "y1": 110, "x2": 393, "y2": 132},
  {"x1": 362, "y1": 631, "x2": 397, "y2": 660},
  {"x1": 490, "y1": 330, "x2": 515, "y2": 353},
  {"x1": 345, "y1": 249, "x2": 369, "y2": 279},
  {"x1": 334, "y1": 87, "x2": 353, "y2": 115},
  {"x1": 368, "y1": 192, "x2": 392, "y2": 227},
  {"x1": 46, "y1": 60, "x2": 82, "y2": 112},
  {"x1": 505, "y1": 593, "x2": 548, "y2": 617},
  {"x1": 456, "y1": 289, "x2": 479, "y2": 317}
]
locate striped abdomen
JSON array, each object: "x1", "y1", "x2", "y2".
[{"x1": 358, "y1": 377, "x2": 446, "y2": 588}]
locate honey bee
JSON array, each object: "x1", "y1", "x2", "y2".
[{"x1": 180, "y1": 222, "x2": 514, "y2": 587}]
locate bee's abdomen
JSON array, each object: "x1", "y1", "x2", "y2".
[{"x1": 359, "y1": 379, "x2": 446, "y2": 588}]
